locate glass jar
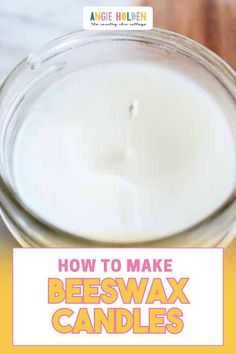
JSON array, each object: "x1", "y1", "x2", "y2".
[{"x1": 0, "y1": 29, "x2": 236, "y2": 247}]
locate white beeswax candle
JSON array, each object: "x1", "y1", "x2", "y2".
[{"x1": 13, "y1": 61, "x2": 236, "y2": 243}]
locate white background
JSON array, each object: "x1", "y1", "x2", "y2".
[
  {"x1": 83, "y1": 6, "x2": 153, "y2": 30},
  {"x1": 13, "y1": 248, "x2": 223, "y2": 346}
]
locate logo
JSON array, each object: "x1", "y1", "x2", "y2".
[{"x1": 83, "y1": 7, "x2": 153, "y2": 31}]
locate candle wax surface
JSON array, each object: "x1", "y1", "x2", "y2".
[{"x1": 13, "y1": 61, "x2": 236, "y2": 242}]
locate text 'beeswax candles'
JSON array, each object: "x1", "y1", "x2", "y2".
[{"x1": 12, "y1": 59, "x2": 236, "y2": 243}]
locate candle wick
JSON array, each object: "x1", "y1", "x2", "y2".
[
  {"x1": 129, "y1": 99, "x2": 139, "y2": 118},
  {"x1": 126, "y1": 99, "x2": 139, "y2": 158}
]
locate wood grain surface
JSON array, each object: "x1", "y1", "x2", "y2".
[{"x1": 144, "y1": 0, "x2": 236, "y2": 69}]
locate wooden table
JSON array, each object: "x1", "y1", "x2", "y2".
[{"x1": 144, "y1": 0, "x2": 236, "y2": 69}]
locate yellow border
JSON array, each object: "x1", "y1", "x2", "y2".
[{"x1": 0, "y1": 244, "x2": 235, "y2": 353}]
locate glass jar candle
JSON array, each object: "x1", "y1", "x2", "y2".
[{"x1": 0, "y1": 29, "x2": 236, "y2": 247}]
